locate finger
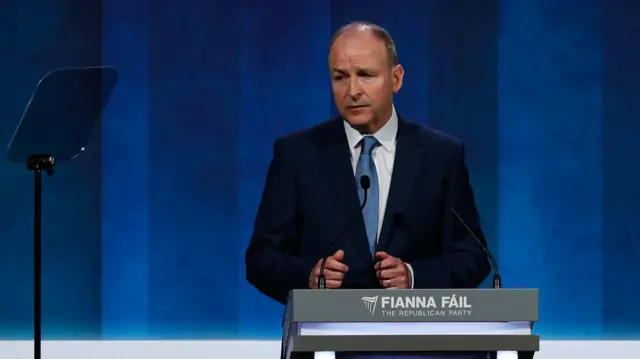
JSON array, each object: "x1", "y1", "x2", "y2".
[
  {"x1": 381, "y1": 277, "x2": 393, "y2": 288},
  {"x1": 373, "y1": 252, "x2": 386, "y2": 269},
  {"x1": 382, "y1": 276, "x2": 406, "y2": 289},
  {"x1": 325, "y1": 258, "x2": 349, "y2": 272},
  {"x1": 332, "y1": 249, "x2": 345, "y2": 261},
  {"x1": 376, "y1": 257, "x2": 401, "y2": 270},
  {"x1": 325, "y1": 279, "x2": 342, "y2": 289},
  {"x1": 323, "y1": 269, "x2": 345, "y2": 281},
  {"x1": 374, "y1": 254, "x2": 395, "y2": 269},
  {"x1": 313, "y1": 258, "x2": 348, "y2": 276},
  {"x1": 376, "y1": 267, "x2": 404, "y2": 280}
]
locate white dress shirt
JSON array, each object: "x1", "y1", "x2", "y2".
[{"x1": 343, "y1": 105, "x2": 415, "y2": 288}]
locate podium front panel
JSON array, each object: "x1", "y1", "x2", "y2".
[{"x1": 288, "y1": 289, "x2": 538, "y2": 323}]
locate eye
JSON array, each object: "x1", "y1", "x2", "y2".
[{"x1": 358, "y1": 72, "x2": 376, "y2": 79}]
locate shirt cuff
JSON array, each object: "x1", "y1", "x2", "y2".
[{"x1": 405, "y1": 263, "x2": 415, "y2": 289}]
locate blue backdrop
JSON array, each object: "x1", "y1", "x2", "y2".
[{"x1": 0, "y1": 0, "x2": 639, "y2": 341}]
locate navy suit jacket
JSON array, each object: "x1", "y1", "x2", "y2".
[{"x1": 245, "y1": 115, "x2": 491, "y2": 304}]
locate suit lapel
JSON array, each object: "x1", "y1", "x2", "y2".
[
  {"x1": 377, "y1": 118, "x2": 423, "y2": 251},
  {"x1": 314, "y1": 119, "x2": 373, "y2": 263}
]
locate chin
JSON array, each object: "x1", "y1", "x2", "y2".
[{"x1": 343, "y1": 114, "x2": 372, "y2": 127}]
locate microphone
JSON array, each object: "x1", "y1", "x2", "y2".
[
  {"x1": 318, "y1": 175, "x2": 370, "y2": 289},
  {"x1": 448, "y1": 204, "x2": 502, "y2": 289}
]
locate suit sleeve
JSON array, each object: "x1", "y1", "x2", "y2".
[
  {"x1": 245, "y1": 138, "x2": 317, "y2": 304},
  {"x1": 409, "y1": 142, "x2": 491, "y2": 288}
]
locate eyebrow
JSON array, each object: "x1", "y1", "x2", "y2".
[{"x1": 331, "y1": 67, "x2": 377, "y2": 74}]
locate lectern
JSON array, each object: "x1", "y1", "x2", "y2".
[{"x1": 281, "y1": 289, "x2": 538, "y2": 359}]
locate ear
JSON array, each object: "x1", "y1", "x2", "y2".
[{"x1": 392, "y1": 65, "x2": 404, "y2": 94}]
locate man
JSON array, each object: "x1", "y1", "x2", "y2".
[{"x1": 246, "y1": 20, "x2": 489, "y2": 321}]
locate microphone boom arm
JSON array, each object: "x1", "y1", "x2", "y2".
[{"x1": 448, "y1": 204, "x2": 502, "y2": 289}]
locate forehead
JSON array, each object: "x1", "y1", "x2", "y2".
[{"x1": 329, "y1": 31, "x2": 387, "y2": 68}]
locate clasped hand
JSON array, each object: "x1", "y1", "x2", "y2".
[
  {"x1": 309, "y1": 250, "x2": 348, "y2": 289},
  {"x1": 309, "y1": 250, "x2": 411, "y2": 289},
  {"x1": 374, "y1": 251, "x2": 411, "y2": 289}
]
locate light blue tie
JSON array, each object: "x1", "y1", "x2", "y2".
[{"x1": 356, "y1": 136, "x2": 379, "y2": 257}]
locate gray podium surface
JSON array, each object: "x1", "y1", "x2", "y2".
[{"x1": 281, "y1": 289, "x2": 539, "y2": 359}]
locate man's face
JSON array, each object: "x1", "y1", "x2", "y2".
[{"x1": 329, "y1": 30, "x2": 403, "y2": 133}]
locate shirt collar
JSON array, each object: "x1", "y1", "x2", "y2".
[{"x1": 343, "y1": 105, "x2": 398, "y2": 153}]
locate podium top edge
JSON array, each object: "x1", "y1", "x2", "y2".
[{"x1": 290, "y1": 288, "x2": 539, "y2": 294}]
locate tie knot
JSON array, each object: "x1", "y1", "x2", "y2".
[{"x1": 360, "y1": 136, "x2": 379, "y2": 154}]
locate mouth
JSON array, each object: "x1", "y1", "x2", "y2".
[{"x1": 347, "y1": 105, "x2": 369, "y2": 109}]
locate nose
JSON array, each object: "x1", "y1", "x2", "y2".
[{"x1": 348, "y1": 76, "x2": 362, "y2": 98}]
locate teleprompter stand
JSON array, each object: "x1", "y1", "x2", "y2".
[{"x1": 6, "y1": 66, "x2": 119, "y2": 359}]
